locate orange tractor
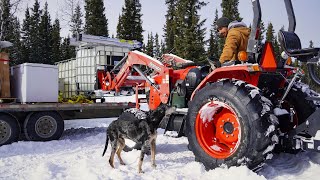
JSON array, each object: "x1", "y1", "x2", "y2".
[{"x1": 100, "y1": 0, "x2": 320, "y2": 171}]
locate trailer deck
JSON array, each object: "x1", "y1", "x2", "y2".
[
  {"x1": 0, "y1": 101, "x2": 136, "y2": 146},
  {"x1": 0, "y1": 102, "x2": 135, "y2": 112}
]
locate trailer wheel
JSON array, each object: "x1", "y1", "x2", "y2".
[
  {"x1": 0, "y1": 114, "x2": 20, "y2": 146},
  {"x1": 24, "y1": 112, "x2": 64, "y2": 141},
  {"x1": 186, "y1": 80, "x2": 278, "y2": 170}
]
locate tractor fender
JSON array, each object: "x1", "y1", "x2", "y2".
[{"x1": 191, "y1": 64, "x2": 261, "y2": 100}]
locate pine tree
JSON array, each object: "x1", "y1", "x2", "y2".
[
  {"x1": 29, "y1": 0, "x2": 42, "y2": 63},
  {"x1": 84, "y1": 0, "x2": 108, "y2": 37},
  {"x1": 273, "y1": 38, "x2": 281, "y2": 60},
  {"x1": 116, "y1": 0, "x2": 144, "y2": 42},
  {"x1": 0, "y1": 0, "x2": 22, "y2": 65},
  {"x1": 61, "y1": 37, "x2": 75, "y2": 60},
  {"x1": 0, "y1": 0, "x2": 11, "y2": 41},
  {"x1": 208, "y1": 9, "x2": 220, "y2": 60},
  {"x1": 221, "y1": 0, "x2": 242, "y2": 21},
  {"x1": 266, "y1": 22, "x2": 275, "y2": 42},
  {"x1": 133, "y1": 0, "x2": 143, "y2": 42},
  {"x1": 160, "y1": 40, "x2": 166, "y2": 55},
  {"x1": 259, "y1": 21, "x2": 266, "y2": 42},
  {"x1": 39, "y1": 2, "x2": 52, "y2": 64},
  {"x1": 266, "y1": 22, "x2": 282, "y2": 60},
  {"x1": 174, "y1": 0, "x2": 207, "y2": 63},
  {"x1": 21, "y1": 8, "x2": 31, "y2": 63},
  {"x1": 163, "y1": 0, "x2": 177, "y2": 52},
  {"x1": 116, "y1": 14, "x2": 122, "y2": 37},
  {"x1": 9, "y1": 17, "x2": 22, "y2": 65},
  {"x1": 145, "y1": 32, "x2": 154, "y2": 57},
  {"x1": 70, "y1": 3, "x2": 83, "y2": 36},
  {"x1": 154, "y1": 33, "x2": 161, "y2": 57},
  {"x1": 52, "y1": 18, "x2": 61, "y2": 63}
]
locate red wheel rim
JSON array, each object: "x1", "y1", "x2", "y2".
[{"x1": 195, "y1": 101, "x2": 241, "y2": 159}]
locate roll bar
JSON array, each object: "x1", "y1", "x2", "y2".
[
  {"x1": 284, "y1": 0, "x2": 296, "y2": 32},
  {"x1": 247, "y1": 0, "x2": 262, "y2": 55},
  {"x1": 247, "y1": 0, "x2": 297, "y2": 55}
]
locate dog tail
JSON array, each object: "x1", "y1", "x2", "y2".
[{"x1": 102, "y1": 130, "x2": 109, "y2": 157}]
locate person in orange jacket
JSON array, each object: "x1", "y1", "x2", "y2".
[{"x1": 211, "y1": 17, "x2": 251, "y2": 68}]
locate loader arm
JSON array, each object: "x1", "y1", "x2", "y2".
[
  {"x1": 161, "y1": 54, "x2": 194, "y2": 66},
  {"x1": 103, "y1": 50, "x2": 171, "y2": 104}
]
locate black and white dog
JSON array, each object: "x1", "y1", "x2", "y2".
[{"x1": 102, "y1": 104, "x2": 175, "y2": 173}]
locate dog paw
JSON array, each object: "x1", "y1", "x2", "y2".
[
  {"x1": 152, "y1": 164, "x2": 157, "y2": 169},
  {"x1": 120, "y1": 162, "x2": 126, "y2": 165},
  {"x1": 138, "y1": 170, "x2": 144, "y2": 174}
]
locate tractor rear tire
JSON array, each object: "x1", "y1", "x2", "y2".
[{"x1": 186, "y1": 79, "x2": 278, "y2": 170}]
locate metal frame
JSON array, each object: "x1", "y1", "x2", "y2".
[
  {"x1": 247, "y1": 0, "x2": 261, "y2": 55},
  {"x1": 247, "y1": 0, "x2": 297, "y2": 53},
  {"x1": 284, "y1": 0, "x2": 296, "y2": 32},
  {"x1": 0, "y1": 102, "x2": 134, "y2": 112}
]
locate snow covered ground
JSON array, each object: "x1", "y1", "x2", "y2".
[{"x1": 1, "y1": 118, "x2": 320, "y2": 180}]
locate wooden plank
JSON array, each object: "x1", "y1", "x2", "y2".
[
  {"x1": 0, "y1": 98, "x2": 16, "y2": 103},
  {"x1": 0, "y1": 52, "x2": 11, "y2": 98}
]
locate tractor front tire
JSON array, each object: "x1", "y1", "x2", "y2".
[{"x1": 186, "y1": 80, "x2": 278, "y2": 170}]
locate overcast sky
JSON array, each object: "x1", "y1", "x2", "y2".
[{"x1": 16, "y1": 0, "x2": 320, "y2": 47}]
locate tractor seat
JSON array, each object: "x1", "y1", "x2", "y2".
[{"x1": 278, "y1": 30, "x2": 319, "y2": 60}]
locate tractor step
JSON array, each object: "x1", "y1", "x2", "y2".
[
  {"x1": 163, "y1": 109, "x2": 188, "y2": 138},
  {"x1": 306, "y1": 96, "x2": 320, "y2": 101},
  {"x1": 295, "y1": 135, "x2": 320, "y2": 152},
  {"x1": 289, "y1": 108, "x2": 320, "y2": 138},
  {"x1": 278, "y1": 109, "x2": 320, "y2": 153}
]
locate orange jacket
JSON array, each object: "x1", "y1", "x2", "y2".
[{"x1": 219, "y1": 27, "x2": 251, "y2": 63}]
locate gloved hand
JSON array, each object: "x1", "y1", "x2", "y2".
[
  {"x1": 208, "y1": 59, "x2": 221, "y2": 70},
  {"x1": 221, "y1": 60, "x2": 236, "y2": 67}
]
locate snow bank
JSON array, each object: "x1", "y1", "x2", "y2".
[{"x1": 1, "y1": 118, "x2": 320, "y2": 180}]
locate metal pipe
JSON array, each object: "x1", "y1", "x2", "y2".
[
  {"x1": 247, "y1": 0, "x2": 261, "y2": 54},
  {"x1": 110, "y1": 54, "x2": 128, "y2": 73},
  {"x1": 132, "y1": 65, "x2": 159, "y2": 91},
  {"x1": 284, "y1": 0, "x2": 296, "y2": 32},
  {"x1": 279, "y1": 68, "x2": 303, "y2": 106}
]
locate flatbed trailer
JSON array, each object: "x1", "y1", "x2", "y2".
[{"x1": 0, "y1": 102, "x2": 135, "y2": 146}]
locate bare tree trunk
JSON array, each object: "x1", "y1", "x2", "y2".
[{"x1": 58, "y1": 0, "x2": 83, "y2": 27}]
